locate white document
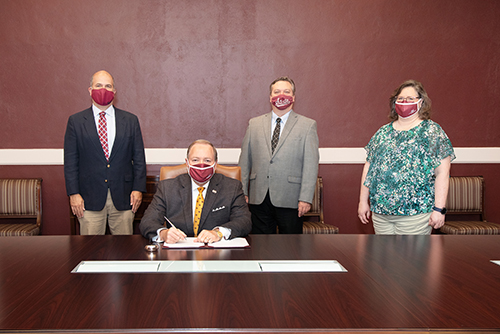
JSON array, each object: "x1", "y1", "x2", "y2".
[
  {"x1": 163, "y1": 237, "x2": 249, "y2": 249},
  {"x1": 159, "y1": 260, "x2": 261, "y2": 272},
  {"x1": 72, "y1": 261, "x2": 161, "y2": 273},
  {"x1": 163, "y1": 237, "x2": 205, "y2": 248},
  {"x1": 210, "y1": 237, "x2": 250, "y2": 248},
  {"x1": 258, "y1": 260, "x2": 346, "y2": 272}
]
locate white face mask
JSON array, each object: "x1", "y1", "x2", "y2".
[{"x1": 395, "y1": 99, "x2": 421, "y2": 118}]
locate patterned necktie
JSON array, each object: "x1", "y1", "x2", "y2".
[
  {"x1": 271, "y1": 117, "x2": 281, "y2": 154},
  {"x1": 98, "y1": 111, "x2": 109, "y2": 160},
  {"x1": 193, "y1": 187, "x2": 205, "y2": 237}
]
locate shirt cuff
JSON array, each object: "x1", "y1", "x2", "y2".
[{"x1": 153, "y1": 227, "x2": 168, "y2": 242}]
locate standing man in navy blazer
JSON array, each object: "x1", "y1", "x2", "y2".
[
  {"x1": 239, "y1": 76, "x2": 319, "y2": 234},
  {"x1": 64, "y1": 70, "x2": 146, "y2": 235}
]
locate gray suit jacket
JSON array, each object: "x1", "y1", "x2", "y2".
[
  {"x1": 139, "y1": 173, "x2": 251, "y2": 241},
  {"x1": 238, "y1": 110, "x2": 319, "y2": 208}
]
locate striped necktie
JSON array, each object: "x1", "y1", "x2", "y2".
[
  {"x1": 98, "y1": 111, "x2": 109, "y2": 160},
  {"x1": 271, "y1": 117, "x2": 281, "y2": 154}
]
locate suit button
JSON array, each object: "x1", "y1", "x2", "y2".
[
  {"x1": 107, "y1": 164, "x2": 110, "y2": 168},
  {"x1": 270, "y1": 160, "x2": 273, "y2": 164},
  {"x1": 105, "y1": 179, "x2": 108, "y2": 183}
]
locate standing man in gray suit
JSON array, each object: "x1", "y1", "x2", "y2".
[{"x1": 239, "y1": 76, "x2": 319, "y2": 234}]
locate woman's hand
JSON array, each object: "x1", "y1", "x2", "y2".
[
  {"x1": 430, "y1": 156, "x2": 451, "y2": 230},
  {"x1": 358, "y1": 201, "x2": 371, "y2": 224},
  {"x1": 358, "y1": 162, "x2": 371, "y2": 224},
  {"x1": 428, "y1": 211, "x2": 445, "y2": 229}
]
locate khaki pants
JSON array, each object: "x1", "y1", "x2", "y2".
[
  {"x1": 372, "y1": 212, "x2": 432, "y2": 235},
  {"x1": 78, "y1": 189, "x2": 135, "y2": 235}
]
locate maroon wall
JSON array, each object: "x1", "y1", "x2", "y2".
[{"x1": 1, "y1": 0, "x2": 499, "y2": 234}]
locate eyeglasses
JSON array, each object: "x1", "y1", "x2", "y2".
[{"x1": 396, "y1": 96, "x2": 420, "y2": 103}]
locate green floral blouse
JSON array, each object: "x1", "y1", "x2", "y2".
[{"x1": 364, "y1": 120, "x2": 455, "y2": 216}]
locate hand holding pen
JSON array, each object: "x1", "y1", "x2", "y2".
[{"x1": 161, "y1": 216, "x2": 187, "y2": 244}]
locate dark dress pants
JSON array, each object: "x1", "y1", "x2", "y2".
[{"x1": 249, "y1": 191, "x2": 303, "y2": 234}]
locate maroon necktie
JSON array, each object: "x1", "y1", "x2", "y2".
[{"x1": 98, "y1": 111, "x2": 109, "y2": 160}]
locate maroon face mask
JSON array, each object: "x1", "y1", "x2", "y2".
[
  {"x1": 91, "y1": 88, "x2": 115, "y2": 106},
  {"x1": 271, "y1": 94, "x2": 294, "y2": 110},
  {"x1": 395, "y1": 100, "x2": 421, "y2": 118},
  {"x1": 187, "y1": 163, "x2": 216, "y2": 184}
]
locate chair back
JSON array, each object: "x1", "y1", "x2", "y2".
[
  {"x1": 0, "y1": 178, "x2": 42, "y2": 236},
  {"x1": 160, "y1": 164, "x2": 241, "y2": 181},
  {"x1": 440, "y1": 176, "x2": 500, "y2": 235},
  {"x1": 302, "y1": 176, "x2": 339, "y2": 234},
  {"x1": 446, "y1": 176, "x2": 484, "y2": 218},
  {"x1": 303, "y1": 177, "x2": 323, "y2": 222}
]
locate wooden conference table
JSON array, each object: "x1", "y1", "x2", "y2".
[{"x1": 1, "y1": 234, "x2": 500, "y2": 333}]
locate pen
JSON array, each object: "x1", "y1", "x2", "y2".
[
  {"x1": 164, "y1": 216, "x2": 176, "y2": 229},
  {"x1": 164, "y1": 216, "x2": 187, "y2": 239}
]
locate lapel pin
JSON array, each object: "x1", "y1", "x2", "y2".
[{"x1": 212, "y1": 189, "x2": 217, "y2": 193}]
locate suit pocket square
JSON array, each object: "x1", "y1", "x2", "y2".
[{"x1": 212, "y1": 206, "x2": 226, "y2": 212}]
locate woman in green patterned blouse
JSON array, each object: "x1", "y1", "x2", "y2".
[{"x1": 358, "y1": 80, "x2": 455, "y2": 235}]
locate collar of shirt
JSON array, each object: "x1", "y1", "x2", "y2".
[
  {"x1": 92, "y1": 104, "x2": 115, "y2": 119},
  {"x1": 191, "y1": 178, "x2": 210, "y2": 198},
  {"x1": 271, "y1": 109, "x2": 292, "y2": 137}
]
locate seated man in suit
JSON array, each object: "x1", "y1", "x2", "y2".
[{"x1": 140, "y1": 139, "x2": 252, "y2": 244}]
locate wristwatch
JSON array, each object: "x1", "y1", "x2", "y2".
[
  {"x1": 432, "y1": 206, "x2": 447, "y2": 215},
  {"x1": 214, "y1": 228, "x2": 224, "y2": 241}
]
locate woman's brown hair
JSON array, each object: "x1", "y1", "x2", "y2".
[{"x1": 389, "y1": 80, "x2": 432, "y2": 121}]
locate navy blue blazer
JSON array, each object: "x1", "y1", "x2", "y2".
[{"x1": 64, "y1": 107, "x2": 147, "y2": 211}]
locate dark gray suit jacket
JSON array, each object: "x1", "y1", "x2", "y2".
[
  {"x1": 64, "y1": 107, "x2": 146, "y2": 211},
  {"x1": 140, "y1": 173, "x2": 251, "y2": 240}
]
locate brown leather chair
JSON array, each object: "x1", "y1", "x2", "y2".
[
  {"x1": 0, "y1": 178, "x2": 42, "y2": 236},
  {"x1": 160, "y1": 164, "x2": 241, "y2": 181}
]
